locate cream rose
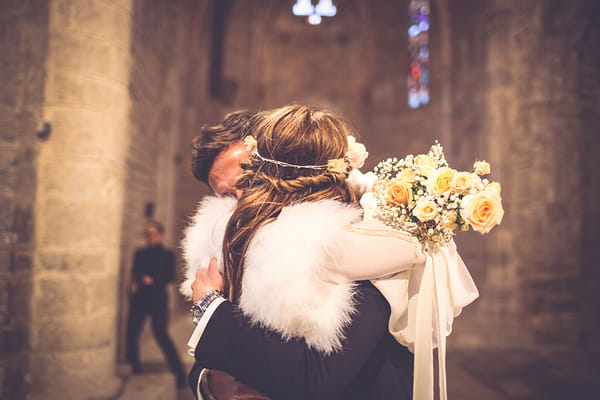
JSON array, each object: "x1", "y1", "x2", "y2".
[
  {"x1": 451, "y1": 171, "x2": 476, "y2": 194},
  {"x1": 243, "y1": 135, "x2": 257, "y2": 152},
  {"x1": 427, "y1": 167, "x2": 456, "y2": 195},
  {"x1": 473, "y1": 160, "x2": 491, "y2": 176},
  {"x1": 396, "y1": 168, "x2": 417, "y2": 184},
  {"x1": 460, "y1": 190, "x2": 504, "y2": 234},
  {"x1": 386, "y1": 179, "x2": 413, "y2": 205},
  {"x1": 441, "y1": 211, "x2": 458, "y2": 230},
  {"x1": 487, "y1": 181, "x2": 502, "y2": 194},
  {"x1": 413, "y1": 198, "x2": 439, "y2": 222},
  {"x1": 414, "y1": 154, "x2": 436, "y2": 176}
]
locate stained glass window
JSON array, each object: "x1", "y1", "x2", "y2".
[{"x1": 408, "y1": 0, "x2": 430, "y2": 108}]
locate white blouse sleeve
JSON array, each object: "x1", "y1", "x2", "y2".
[{"x1": 334, "y1": 219, "x2": 426, "y2": 281}]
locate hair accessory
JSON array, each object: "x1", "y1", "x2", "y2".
[
  {"x1": 345, "y1": 136, "x2": 369, "y2": 169},
  {"x1": 327, "y1": 158, "x2": 349, "y2": 174},
  {"x1": 243, "y1": 135, "x2": 257, "y2": 152},
  {"x1": 254, "y1": 151, "x2": 329, "y2": 170},
  {"x1": 243, "y1": 135, "x2": 368, "y2": 173}
]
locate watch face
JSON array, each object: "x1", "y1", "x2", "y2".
[{"x1": 192, "y1": 305, "x2": 203, "y2": 320}]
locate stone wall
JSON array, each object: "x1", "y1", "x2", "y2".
[
  {"x1": 0, "y1": 1, "x2": 48, "y2": 398},
  {"x1": 174, "y1": 0, "x2": 447, "y2": 242},
  {"x1": 578, "y1": 1, "x2": 600, "y2": 355},
  {"x1": 174, "y1": 0, "x2": 600, "y2": 357},
  {"x1": 447, "y1": 0, "x2": 600, "y2": 354},
  {"x1": 0, "y1": 1, "x2": 599, "y2": 398},
  {"x1": 30, "y1": 0, "x2": 133, "y2": 398},
  {"x1": 116, "y1": 0, "x2": 203, "y2": 362}
]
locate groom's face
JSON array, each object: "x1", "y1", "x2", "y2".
[{"x1": 208, "y1": 141, "x2": 251, "y2": 198}]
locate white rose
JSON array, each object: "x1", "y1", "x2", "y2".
[
  {"x1": 346, "y1": 136, "x2": 369, "y2": 169},
  {"x1": 414, "y1": 154, "x2": 436, "y2": 176},
  {"x1": 487, "y1": 181, "x2": 502, "y2": 194},
  {"x1": 473, "y1": 160, "x2": 491, "y2": 176}
]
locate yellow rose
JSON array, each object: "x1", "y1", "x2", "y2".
[
  {"x1": 487, "y1": 181, "x2": 502, "y2": 194},
  {"x1": 473, "y1": 160, "x2": 491, "y2": 176},
  {"x1": 451, "y1": 172, "x2": 476, "y2": 194},
  {"x1": 427, "y1": 167, "x2": 456, "y2": 195},
  {"x1": 396, "y1": 168, "x2": 417, "y2": 184},
  {"x1": 386, "y1": 179, "x2": 413, "y2": 205},
  {"x1": 460, "y1": 190, "x2": 504, "y2": 234},
  {"x1": 413, "y1": 199, "x2": 439, "y2": 222}
]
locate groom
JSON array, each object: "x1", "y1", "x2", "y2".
[{"x1": 187, "y1": 111, "x2": 414, "y2": 399}]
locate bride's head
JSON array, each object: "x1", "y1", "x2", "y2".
[
  {"x1": 223, "y1": 105, "x2": 358, "y2": 302},
  {"x1": 240, "y1": 105, "x2": 356, "y2": 198}
]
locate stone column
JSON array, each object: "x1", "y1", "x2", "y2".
[
  {"x1": 478, "y1": 0, "x2": 591, "y2": 352},
  {"x1": 30, "y1": 0, "x2": 133, "y2": 398}
]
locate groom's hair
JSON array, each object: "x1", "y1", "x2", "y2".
[{"x1": 191, "y1": 110, "x2": 254, "y2": 184}]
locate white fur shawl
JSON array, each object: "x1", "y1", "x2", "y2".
[{"x1": 181, "y1": 196, "x2": 363, "y2": 354}]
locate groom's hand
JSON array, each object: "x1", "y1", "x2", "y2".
[{"x1": 192, "y1": 258, "x2": 224, "y2": 303}]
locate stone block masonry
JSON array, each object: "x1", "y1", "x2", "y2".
[{"x1": 28, "y1": 0, "x2": 134, "y2": 398}]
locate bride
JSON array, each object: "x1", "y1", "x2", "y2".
[{"x1": 182, "y1": 105, "x2": 478, "y2": 400}]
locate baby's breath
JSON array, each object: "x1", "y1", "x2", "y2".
[{"x1": 371, "y1": 142, "x2": 500, "y2": 247}]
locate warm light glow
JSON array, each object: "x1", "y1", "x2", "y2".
[
  {"x1": 293, "y1": 0, "x2": 314, "y2": 16},
  {"x1": 308, "y1": 13, "x2": 322, "y2": 25},
  {"x1": 293, "y1": 0, "x2": 336, "y2": 25},
  {"x1": 315, "y1": 0, "x2": 337, "y2": 17}
]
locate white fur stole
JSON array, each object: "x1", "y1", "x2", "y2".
[
  {"x1": 180, "y1": 196, "x2": 363, "y2": 354},
  {"x1": 180, "y1": 195, "x2": 237, "y2": 298}
]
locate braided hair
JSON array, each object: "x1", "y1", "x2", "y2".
[{"x1": 222, "y1": 105, "x2": 358, "y2": 303}]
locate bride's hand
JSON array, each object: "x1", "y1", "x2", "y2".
[{"x1": 191, "y1": 258, "x2": 224, "y2": 303}]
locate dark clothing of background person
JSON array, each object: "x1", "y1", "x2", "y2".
[
  {"x1": 126, "y1": 245, "x2": 185, "y2": 383},
  {"x1": 189, "y1": 281, "x2": 414, "y2": 400}
]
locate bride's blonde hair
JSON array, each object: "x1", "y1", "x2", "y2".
[{"x1": 223, "y1": 105, "x2": 357, "y2": 302}]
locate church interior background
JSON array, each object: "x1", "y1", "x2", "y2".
[{"x1": 1, "y1": 0, "x2": 599, "y2": 399}]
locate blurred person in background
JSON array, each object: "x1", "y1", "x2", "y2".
[{"x1": 125, "y1": 221, "x2": 186, "y2": 387}]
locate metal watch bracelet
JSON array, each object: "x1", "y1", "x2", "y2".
[{"x1": 191, "y1": 289, "x2": 225, "y2": 325}]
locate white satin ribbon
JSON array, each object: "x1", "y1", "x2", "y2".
[
  {"x1": 371, "y1": 239, "x2": 478, "y2": 400},
  {"x1": 413, "y1": 249, "x2": 436, "y2": 399},
  {"x1": 413, "y1": 244, "x2": 465, "y2": 400}
]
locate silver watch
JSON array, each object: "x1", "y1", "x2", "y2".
[{"x1": 191, "y1": 290, "x2": 225, "y2": 325}]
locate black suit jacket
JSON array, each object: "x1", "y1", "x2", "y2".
[
  {"x1": 132, "y1": 245, "x2": 175, "y2": 288},
  {"x1": 190, "y1": 281, "x2": 414, "y2": 400}
]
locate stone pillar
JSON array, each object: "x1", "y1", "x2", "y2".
[
  {"x1": 30, "y1": 0, "x2": 133, "y2": 398},
  {"x1": 0, "y1": 1, "x2": 49, "y2": 398},
  {"x1": 444, "y1": 0, "x2": 599, "y2": 354},
  {"x1": 455, "y1": 0, "x2": 594, "y2": 352}
]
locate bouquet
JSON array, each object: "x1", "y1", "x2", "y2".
[{"x1": 371, "y1": 141, "x2": 504, "y2": 247}]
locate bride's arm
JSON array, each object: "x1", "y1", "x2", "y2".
[{"x1": 335, "y1": 220, "x2": 426, "y2": 281}]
